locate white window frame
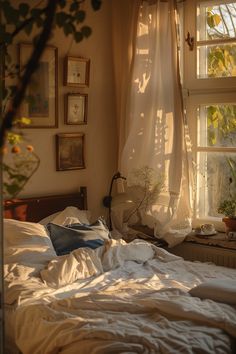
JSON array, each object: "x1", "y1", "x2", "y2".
[
  {"x1": 183, "y1": 0, "x2": 236, "y2": 229},
  {"x1": 184, "y1": 0, "x2": 236, "y2": 90}
]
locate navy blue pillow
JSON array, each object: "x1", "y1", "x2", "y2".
[
  {"x1": 66, "y1": 218, "x2": 110, "y2": 241},
  {"x1": 46, "y1": 222, "x2": 105, "y2": 256}
]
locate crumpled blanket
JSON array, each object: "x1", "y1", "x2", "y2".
[{"x1": 4, "y1": 239, "x2": 236, "y2": 354}]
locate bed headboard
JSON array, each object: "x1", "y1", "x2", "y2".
[{"x1": 3, "y1": 186, "x2": 87, "y2": 222}]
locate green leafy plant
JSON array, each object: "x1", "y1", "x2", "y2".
[
  {"x1": 218, "y1": 199, "x2": 236, "y2": 218},
  {"x1": 217, "y1": 166, "x2": 236, "y2": 218}
]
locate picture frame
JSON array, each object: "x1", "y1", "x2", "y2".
[
  {"x1": 56, "y1": 133, "x2": 85, "y2": 171},
  {"x1": 19, "y1": 43, "x2": 58, "y2": 128},
  {"x1": 64, "y1": 56, "x2": 90, "y2": 87},
  {"x1": 65, "y1": 93, "x2": 88, "y2": 125}
]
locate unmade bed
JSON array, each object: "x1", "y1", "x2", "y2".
[{"x1": 3, "y1": 188, "x2": 236, "y2": 354}]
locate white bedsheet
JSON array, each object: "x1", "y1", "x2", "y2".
[{"x1": 5, "y1": 239, "x2": 236, "y2": 354}]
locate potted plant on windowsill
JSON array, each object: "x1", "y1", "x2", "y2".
[
  {"x1": 217, "y1": 158, "x2": 236, "y2": 234},
  {"x1": 218, "y1": 199, "x2": 236, "y2": 234}
]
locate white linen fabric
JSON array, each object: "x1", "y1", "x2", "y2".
[
  {"x1": 39, "y1": 206, "x2": 91, "y2": 226},
  {"x1": 40, "y1": 248, "x2": 103, "y2": 288},
  {"x1": 4, "y1": 219, "x2": 56, "y2": 268},
  {"x1": 4, "y1": 239, "x2": 236, "y2": 354},
  {"x1": 114, "y1": 0, "x2": 193, "y2": 247},
  {"x1": 189, "y1": 279, "x2": 236, "y2": 305}
]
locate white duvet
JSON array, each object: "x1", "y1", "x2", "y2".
[{"x1": 5, "y1": 239, "x2": 236, "y2": 354}]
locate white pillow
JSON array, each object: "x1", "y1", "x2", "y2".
[
  {"x1": 4, "y1": 219, "x2": 56, "y2": 267},
  {"x1": 189, "y1": 279, "x2": 236, "y2": 305},
  {"x1": 38, "y1": 211, "x2": 60, "y2": 226},
  {"x1": 39, "y1": 206, "x2": 91, "y2": 226}
]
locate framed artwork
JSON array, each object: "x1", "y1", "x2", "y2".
[
  {"x1": 64, "y1": 56, "x2": 90, "y2": 87},
  {"x1": 19, "y1": 43, "x2": 58, "y2": 128},
  {"x1": 56, "y1": 133, "x2": 85, "y2": 171},
  {"x1": 65, "y1": 93, "x2": 88, "y2": 125}
]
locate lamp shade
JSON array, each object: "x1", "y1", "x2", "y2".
[
  {"x1": 110, "y1": 193, "x2": 135, "y2": 231},
  {"x1": 111, "y1": 193, "x2": 135, "y2": 211}
]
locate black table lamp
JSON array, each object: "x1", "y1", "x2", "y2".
[{"x1": 103, "y1": 172, "x2": 126, "y2": 231}]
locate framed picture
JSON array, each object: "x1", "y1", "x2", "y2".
[
  {"x1": 56, "y1": 133, "x2": 85, "y2": 171},
  {"x1": 64, "y1": 56, "x2": 90, "y2": 87},
  {"x1": 65, "y1": 93, "x2": 88, "y2": 125},
  {"x1": 19, "y1": 43, "x2": 58, "y2": 128}
]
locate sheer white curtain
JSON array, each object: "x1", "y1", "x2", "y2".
[
  {"x1": 111, "y1": 0, "x2": 141, "y2": 166},
  {"x1": 113, "y1": 0, "x2": 193, "y2": 247}
]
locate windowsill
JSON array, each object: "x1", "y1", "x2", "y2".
[
  {"x1": 185, "y1": 232, "x2": 236, "y2": 251},
  {"x1": 125, "y1": 224, "x2": 236, "y2": 250}
]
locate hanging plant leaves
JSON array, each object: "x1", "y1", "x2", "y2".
[{"x1": 207, "y1": 11, "x2": 221, "y2": 28}]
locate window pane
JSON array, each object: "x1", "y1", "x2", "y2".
[
  {"x1": 197, "y1": 2, "x2": 236, "y2": 41},
  {"x1": 198, "y1": 104, "x2": 236, "y2": 147},
  {"x1": 197, "y1": 152, "x2": 236, "y2": 218},
  {"x1": 197, "y1": 43, "x2": 236, "y2": 78}
]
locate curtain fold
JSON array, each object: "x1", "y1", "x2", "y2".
[
  {"x1": 113, "y1": 0, "x2": 193, "y2": 247},
  {"x1": 111, "y1": 0, "x2": 141, "y2": 169}
]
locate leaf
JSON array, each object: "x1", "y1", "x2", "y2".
[
  {"x1": 70, "y1": 2, "x2": 79, "y2": 12},
  {"x1": 19, "y1": 3, "x2": 29, "y2": 18},
  {"x1": 207, "y1": 11, "x2": 215, "y2": 28},
  {"x1": 91, "y1": 0, "x2": 102, "y2": 11},
  {"x1": 75, "y1": 10, "x2": 85, "y2": 23},
  {"x1": 212, "y1": 14, "x2": 221, "y2": 27},
  {"x1": 81, "y1": 26, "x2": 92, "y2": 38},
  {"x1": 4, "y1": 183, "x2": 22, "y2": 196},
  {"x1": 63, "y1": 23, "x2": 74, "y2": 36},
  {"x1": 207, "y1": 106, "x2": 217, "y2": 120},
  {"x1": 74, "y1": 31, "x2": 83, "y2": 42},
  {"x1": 6, "y1": 132, "x2": 22, "y2": 145},
  {"x1": 19, "y1": 117, "x2": 31, "y2": 126},
  {"x1": 56, "y1": 12, "x2": 68, "y2": 27},
  {"x1": 2, "y1": 1, "x2": 19, "y2": 24},
  {"x1": 31, "y1": 8, "x2": 42, "y2": 19}
]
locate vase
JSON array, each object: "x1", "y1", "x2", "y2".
[{"x1": 222, "y1": 217, "x2": 236, "y2": 234}]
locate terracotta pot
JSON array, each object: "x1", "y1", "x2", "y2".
[{"x1": 222, "y1": 217, "x2": 236, "y2": 234}]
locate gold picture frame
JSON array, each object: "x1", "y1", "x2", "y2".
[
  {"x1": 64, "y1": 56, "x2": 90, "y2": 87},
  {"x1": 19, "y1": 43, "x2": 58, "y2": 128},
  {"x1": 65, "y1": 93, "x2": 88, "y2": 125},
  {"x1": 56, "y1": 133, "x2": 85, "y2": 171}
]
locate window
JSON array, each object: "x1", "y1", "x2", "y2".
[{"x1": 183, "y1": 0, "x2": 236, "y2": 227}]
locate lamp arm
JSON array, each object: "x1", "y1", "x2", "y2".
[{"x1": 103, "y1": 172, "x2": 126, "y2": 208}]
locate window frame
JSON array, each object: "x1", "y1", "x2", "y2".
[
  {"x1": 184, "y1": 0, "x2": 236, "y2": 90},
  {"x1": 183, "y1": 0, "x2": 236, "y2": 228}
]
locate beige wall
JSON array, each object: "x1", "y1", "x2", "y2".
[{"x1": 7, "y1": 0, "x2": 118, "y2": 220}]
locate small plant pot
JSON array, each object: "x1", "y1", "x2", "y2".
[{"x1": 222, "y1": 217, "x2": 236, "y2": 234}]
